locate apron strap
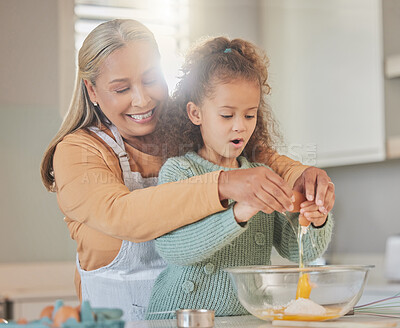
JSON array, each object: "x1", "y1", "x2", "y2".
[{"x1": 87, "y1": 125, "x2": 132, "y2": 185}]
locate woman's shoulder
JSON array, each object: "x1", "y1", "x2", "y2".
[
  {"x1": 57, "y1": 127, "x2": 112, "y2": 152},
  {"x1": 55, "y1": 127, "x2": 114, "y2": 162}
]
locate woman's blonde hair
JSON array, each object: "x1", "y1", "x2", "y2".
[
  {"x1": 41, "y1": 19, "x2": 158, "y2": 191},
  {"x1": 161, "y1": 36, "x2": 281, "y2": 161}
]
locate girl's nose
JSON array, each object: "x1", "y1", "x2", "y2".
[
  {"x1": 233, "y1": 118, "x2": 246, "y2": 132},
  {"x1": 131, "y1": 85, "x2": 151, "y2": 108}
]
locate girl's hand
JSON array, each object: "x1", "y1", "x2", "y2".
[
  {"x1": 218, "y1": 167, "x2": 294, "y2": 214},
  {"x1": 233, "y1": 202, "x2": 259, "y2": 223},
  {"x1": 299, "y1": 200, "x2": 328, "y2": 227}
]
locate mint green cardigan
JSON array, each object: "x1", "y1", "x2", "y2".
[{"x1": 146, "y1": 152, "x2": 333, "y2": 319}]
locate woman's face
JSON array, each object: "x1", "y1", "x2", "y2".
[{"x1": 85, "y1": 41, "x2": 168, "y2": 144}]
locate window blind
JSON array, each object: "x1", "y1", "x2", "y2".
[{"x1": 74, "y1": 0, "x2": 189, "y2": 91}]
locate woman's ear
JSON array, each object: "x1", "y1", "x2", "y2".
[
  {"x1": 187, "y1": 102, "x2": 202, "y2": 125},
  {"x1": 84, "y1": 79, "x2": 97, "y2": 104}
]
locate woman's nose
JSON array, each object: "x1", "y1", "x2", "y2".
[{"x1": 131, "y1": 85, "x2": 151, "y2": 108}]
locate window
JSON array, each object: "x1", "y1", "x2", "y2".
[{"x1": 74, "y1": 0, "x2": 189, "y2": 92}]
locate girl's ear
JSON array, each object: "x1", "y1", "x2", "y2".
[
  {"x1": 187, "y1": 102, "x2": 202, "y2": 125},
  {"x1": 84, "y1": 79, "x2": 97, "y2": 104}
]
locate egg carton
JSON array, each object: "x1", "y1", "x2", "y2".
[{"x1": 0, "y1": 300, "x2": 124, "y2": 328}]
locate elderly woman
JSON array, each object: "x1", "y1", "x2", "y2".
[{"x1": 41, "y1": 19, "x2": 335, "y2": 321}]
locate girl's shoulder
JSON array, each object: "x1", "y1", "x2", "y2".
[
  {"x1": 158, "y1": 154, "x2": 196, "y2": 184},
  {"x1": 162, "y1": 154, "x2": 194, "y2": 171},
  {"x1": 237, "y1": 156, "x2": 270, "y2": 170}
]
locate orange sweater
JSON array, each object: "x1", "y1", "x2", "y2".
[{"x1": 53, "y1": 127, "x2": 307, "y2": 298}]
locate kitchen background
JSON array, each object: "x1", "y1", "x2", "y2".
[{"x1": 0, "y1": 0, "x2": 399, "y2": 320}]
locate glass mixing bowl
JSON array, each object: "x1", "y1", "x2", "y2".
[{"x1": 225, "y1": 265, "x2": 373, "y2": 321}]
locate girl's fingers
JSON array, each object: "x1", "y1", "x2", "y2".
[
  {"x1": 300, "y1": 201, "x2": 319, "y2": 213},
  {"x1": 303, "y1": 211, "x2": 325, "y2": 219}
]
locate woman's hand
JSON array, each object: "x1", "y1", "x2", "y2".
[
  {"x1": 293, "y1": 167, "x2": 335, "y2": 215},
  {"x1": 299, "y1": 200, "x2": 328, "y2": 227},
  {"x1": 218, "y1": 167, "x2": 295, "y2": 214}
]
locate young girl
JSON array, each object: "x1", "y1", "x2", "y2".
[{"x1": 146, "y1": 37, "x2": 333, "y2": 319}]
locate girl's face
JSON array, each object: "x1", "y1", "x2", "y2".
[
  {"x1": 85, "y1": 41, "x2": 168, "y2": 146},
  {"x1": 189, "y1": 79, "x2": 260, "y2": 168}
]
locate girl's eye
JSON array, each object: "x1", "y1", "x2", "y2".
[
  {"x1": 115, "y1": 88, "x2": 129, "y2": 94},
  {"x1": 245, "y1": 115, "x2": 256, "y2": 119},
  {"x1": 221, "y1": 115, "x2": 233, "y2": 119}
]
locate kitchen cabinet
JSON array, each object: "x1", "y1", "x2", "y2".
[
  {"x1": 382, "y1": 0, "x2": 400, "y2": 159},
  {"x1": 2, "y1": 289, "x2": 79, "y2": 321},
  {"x1": 0, "y1": 262, "x2": 78, "y2": 321},
  {"x1": 260, "y1": 0, "x2": 386, "y2": 168}
]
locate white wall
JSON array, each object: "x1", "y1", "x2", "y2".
[
  {"x1": 1, "y1": 0, "x2": 399, "y2": 264},
  {"x1": 325, "y1": 158, "x2": 400, "y2": 254},
  {"x1": 0, "y1": 0, "x2": 76, "y2": 262},
  {"x1": 188, "y1": 0, "x2": 261, "y2": 45}
]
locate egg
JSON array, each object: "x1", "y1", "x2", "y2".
[
  {"x1": 299, "y1": 214, "x2": 310, "y2": 227},
  {"x1": 40, "y1": 305, "x2": 54, "y2": 319},
  {"x1": 296, "y1": 273, "x2": 312, "y2": 299},
  {"x1": 291, "y1": 191, "x2": 310, "y2": 227},
  {"x1": 53, "y1": 306, "x2": 80, "y2": 327},
  {"x1": 291, "y1": 191, "x2": 307, "y2": 213}
]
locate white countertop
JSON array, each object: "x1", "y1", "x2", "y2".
[{"x1": 127, "y1": 314, "x2": 400, "y2": 328}]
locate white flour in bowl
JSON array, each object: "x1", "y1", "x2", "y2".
[{"x1": 284, "y1": 298, "x2": 326, "y2": 316}]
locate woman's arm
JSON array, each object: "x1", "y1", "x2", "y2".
[
  {"x1": 260, "y1": 151, "x2": 336, "y2": 214},
  {"x1": 54, "y1": 132, "x2": 225, "y2": 243},
  {"x1": 54, "y1": 131, "x2": 323, "y2": 243},
  {"x1": 266, "y1": 152, "x2": 307, "y2": 188}
]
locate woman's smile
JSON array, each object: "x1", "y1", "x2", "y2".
[{"x1": 127, "y1": 108, "x2": 156, "y2": 123}]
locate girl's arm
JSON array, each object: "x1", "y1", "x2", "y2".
[
  {"x1": 154, "y1": 157, "x2": 248, "y2": 265},
  {"x1": 273, "y1": 212, "x2": 334, "y2": 263}
]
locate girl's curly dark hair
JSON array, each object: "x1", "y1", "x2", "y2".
[{"x1": 159, "y1": 36, "x2": 281, "y2": 162}]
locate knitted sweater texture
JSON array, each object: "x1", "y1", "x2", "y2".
[{"x1": 146, "y1": 152, "x2": 333, "y2": 319}]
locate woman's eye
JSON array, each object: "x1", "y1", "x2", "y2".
[
  {"x1": 221, "y1": 115, "x2": 233, "y2": 119},
  {"x1": 245, "y1": 115, "x2": 255, "y2": 119},
  {"x1": 143, "y1": 79, "x2": 157, "y2": 86},
  {"x1": 115, "y1": 88, "x2": 129, "y2": 94}
]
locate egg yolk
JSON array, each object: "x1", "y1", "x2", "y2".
[{"x1": 296, "y1": 273, "x2": 312, "y2": 299}]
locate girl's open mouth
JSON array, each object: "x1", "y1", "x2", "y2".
[
  {"x1": 231, "y1": 138, "x2": 244, "y2": 148},
  {"x1": 127, "y1": 108, "x2": 155, "y2": 123}
]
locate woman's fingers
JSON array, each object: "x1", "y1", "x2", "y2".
[
  {"x1": 218, "y1": 167, "x2": 294, "y2": 213},
  {"x1": 254, "y1": 167, "x2": 295, "y2": 213},
  {"x1": 319, "y1": 182, "x2": 335, "y2": 214},
  {"x1": 293, "y1": 167, "x2": 335, "y2": 212}
]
